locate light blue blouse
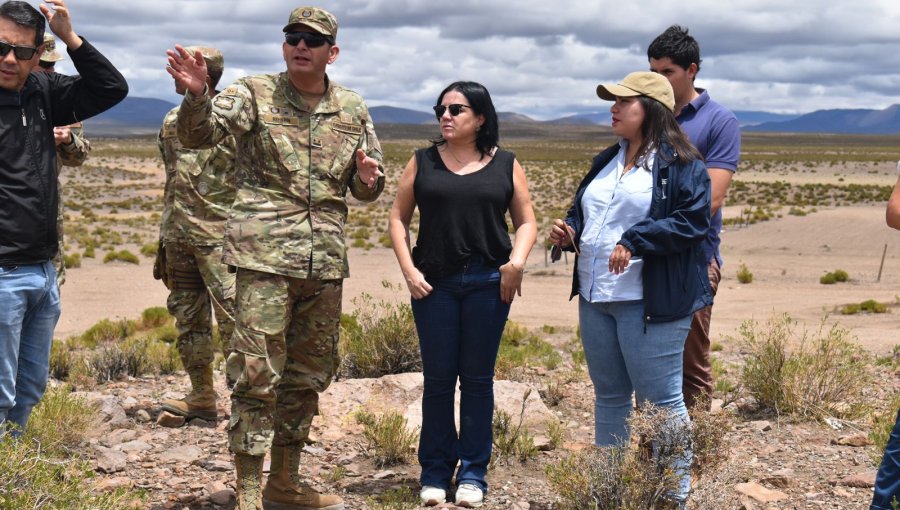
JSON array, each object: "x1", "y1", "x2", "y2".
[{"x1": 577, "y1": 141, "x2": 655, "y2": 303}]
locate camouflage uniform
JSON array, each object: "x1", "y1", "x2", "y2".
[
  {"x1": 156, "y1": 47, "x2": 239, "y2": 420},
  {"x1": 53, "y1": 124, "x2": 89, "y2": 286},
  {"x1": 157, "y1": 104, "x2": 237, "y2": 380},
  {"x1": 40, "y1": 35, "x2": 91, "y2": 287},
  {"x1": 177, "y1": 60, "x2": 384, "y2": 456}
]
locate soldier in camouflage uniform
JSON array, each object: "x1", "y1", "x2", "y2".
[
  {"x1": 167, "y1": 7, "x2": 383, "y2": 510},
  {"x1": 33, "y1": 33, "x2": 90, "y2": 287},
  {"x1": 153, "y1": 46, "x2": 237, "y2": 423}
]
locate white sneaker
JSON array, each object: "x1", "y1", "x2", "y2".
[
  {"x1": 455, "y1": 483, "x2": 484, "y2": 508},
  {"x1": 419, "y1": 486, "x2": 446, "y2": 506}
]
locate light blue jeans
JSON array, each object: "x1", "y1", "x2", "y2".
[
  {"x1": 0, "y1": 261, "x2": 61, "y2": 436},
  {"x1": 579, "y1": 297, "x2": 692, "y2": 502}
]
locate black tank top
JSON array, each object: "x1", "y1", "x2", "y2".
[{"x1": 412, "y1": 146, "x2": 515, "y2": 278}]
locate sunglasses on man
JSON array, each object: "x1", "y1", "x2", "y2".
[
  {"x1": 0, "y1": 40, "x2": 39, "y2": 61},
  {"x1": 284, "y1": 32, "x2": 334, "y2": 48},
  {"x1": 432, "y1": 104, "x2": 472, "y2": 119}
]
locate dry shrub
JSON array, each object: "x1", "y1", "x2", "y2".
[
  {"x1": 0, "y1": 387, "x2": 144, "y2": 510},
  {"x1": 356, "y1": 409, "x2": 419, "y2": 467},
  {"x1": 870, "y1": 392, "x2": 900, "y2": 463},
  {"x1": 492, "y1": 389, "x2": 538, "y2": 467},
  {"x1": 339, "y1": 290, "x2": 420, "y2": 379},
  {"x1": 735, "y1": 313, "x2": 871, "y2": 420},
  {"x1": 546, "y1": 405, "x2": 691, "y2": 509}
]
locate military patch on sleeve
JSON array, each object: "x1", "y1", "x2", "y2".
[
  {"x1": 332, "y1": 120, "x2": 363, "y2": 136},
  {"x1": 162, "y1": 123, "x2": 177, "y2": 138},
  {"x1": 214, "y1": 96, "x2": 236, "y2": 111},
  {"x1": 262, "y1": 114, "x2": 301, "y2": 127}
]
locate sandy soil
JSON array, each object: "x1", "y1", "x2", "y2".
[{"x1": 59, "y1": 203, "x2": 900, "y2": 356}]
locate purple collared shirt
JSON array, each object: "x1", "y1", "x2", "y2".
[{"x1": 676, "y1": 89, "x2": 740, "y2": 265}]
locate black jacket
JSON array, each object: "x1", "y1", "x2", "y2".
[
  {"x1": 0, "y1": 39, "x2": 128, "y2": 265},
  {"x1": 564, "y1": 140, "x2": 713, "y2": 323}
]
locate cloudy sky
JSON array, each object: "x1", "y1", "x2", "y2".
[{"x1": 43, "y1": 0, "x2": 900, "y2": 120}]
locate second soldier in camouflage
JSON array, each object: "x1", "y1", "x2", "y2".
[{"x1": 155, "y1": 46, "x2": 238, "y2": 423}]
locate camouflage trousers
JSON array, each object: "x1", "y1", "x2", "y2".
[
  {"x1": 164, "y1": 242, "x2": 236, "y2": 372},
  {"x1": 52, "y1": 178, "x2": 65, "y2": 287},
  {"x1": 226, "y1": 267, "x2": 342, "y2": 457}
]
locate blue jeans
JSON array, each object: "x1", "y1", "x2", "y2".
[
  {"x1": 411, "y1": 258, "x2": 510, "y2": 492},
  {"x1": 0, "y1": 261, "x2": 61, "y2": 436},
  {"x1": 579, "y1": 297, "x2": 692, "y2": 502},
  {"x1": 872, "y1": 407, "x2": 900, "y2": 510}
]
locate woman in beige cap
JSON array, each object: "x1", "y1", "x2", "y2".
[{"x1": 548, "y1": 71, "x2": 711, "y2": 508}]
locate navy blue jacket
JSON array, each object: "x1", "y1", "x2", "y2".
[{"x1": 564, "y1": 140, "x2": 713, "y2": 323}]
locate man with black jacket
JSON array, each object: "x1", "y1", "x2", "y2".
[{"x1": 0, "y1": 0, "x2": 128, "y2": 436}]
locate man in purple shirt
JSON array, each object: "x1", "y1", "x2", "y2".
[{"x1": 648, "y1": 25, "x2": 741, "y2": 411}]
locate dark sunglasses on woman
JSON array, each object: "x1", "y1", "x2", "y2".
[{"x1": 432, "y1": 104, "x2": 471, "y2": 119}]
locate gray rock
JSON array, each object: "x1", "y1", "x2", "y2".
[
  {"x1": 135, "y1": 409, "x2": 151, "y2": 422},
  {"x1": 116, "y1": 440, "x2": 153, "y2": 453},
  {"x1": 95, "y1": 445, "x2": 127, "y2": 473},
  {"x1": 159, "y1": 445, "x2": 203, "y2": 464}
]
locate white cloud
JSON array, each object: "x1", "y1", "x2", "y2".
[{"x1": 27, "y1": 0, "x2": 900, "y2": 118}]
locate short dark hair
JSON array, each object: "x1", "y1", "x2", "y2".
[
  {"x1": 647, "y1": 25, "x2": 701, "y2": 74},
  {"x1": 431, "y1": 81, "x2": 500, "y2": 157},
  {"x1": 0, "y1": 1, "x2": 46, "y2": 48}
]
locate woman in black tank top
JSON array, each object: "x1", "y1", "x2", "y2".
[{"x1": 389, "y1": 81, "x2": 537, "y2": 507}]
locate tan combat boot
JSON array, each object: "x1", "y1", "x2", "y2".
[
  {"x1": 262, "y1": 445, "x2": 344, "y2": 510},
  {"x1": 235, "y1": 453, "x2": 264, "y2": 510},
  {"x1": 160, "y1": 365, "x2": 218, "y2": 421}
]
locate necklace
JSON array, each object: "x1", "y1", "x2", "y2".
[{"x1": 444, "y1": 146, "x2": 481, "y2": 166}]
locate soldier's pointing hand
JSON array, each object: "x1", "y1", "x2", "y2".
[
  {"x1": 355, "y1": 149, "x2": 383, "y2": 189},
  {"x1": 166, "y1": 45, "x2": 208, "y2": 98}
]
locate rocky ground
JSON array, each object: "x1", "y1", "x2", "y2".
[{"x1": 74, "y1": 358, "x2": 894, "y2": 510}]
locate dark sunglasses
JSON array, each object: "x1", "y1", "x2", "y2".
[
  {"x1": 433, "y1": 104, "x2": 472, "y2": 119},
  {"x1": 0, "y1": 40, "x2": 39, "y2": 61},
  {"x1": 285, "y1": 31, "x2": 334, "y2": 48}
]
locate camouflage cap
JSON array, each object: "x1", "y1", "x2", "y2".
[
  {"x1": 282, "y1": 6, "x2": 338, "y2": 38},
  {"x1": 41, "y1": 34, "x2": 65, "y2": 63},
  {"x1": 184, "y1": 46, "x2": 224, "y2": 79}
]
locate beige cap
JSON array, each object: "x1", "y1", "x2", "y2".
[
  {"x1": 596, "y1": 71, "x2": 675, "y2": 112},
  {"x1": 40, "y1": 34, "x2": 64, "y2": 63},
  {"x1": 283, "y1": 6, "x2": 338, "y2": 38},
  {"x1": 184, "y1": 46, "x2": 224, "y2": 79}
]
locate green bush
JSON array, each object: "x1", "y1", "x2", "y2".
[
  {"x1": 63, "y1": 252, "x2": 82, "y2": 269},
  {"x1": 820, "y1": 273, "x2": 838, "y2": 285},
  {"x1": 49, "y1": 340, "x2": 74, "y2": 381},
  {"x1": 736, "y1": 263, "x2": 753, "y2": 284},
  {"x1": 140, "y1": 306, "x2": 171, "y2": 329},
  {"x1": 833, "y1": 269, "x2": 849, "y2": 282},
  {"x1": 139, "y1": 242, "x2": 158, "y2": 257},
  {"x1": 103, "y1": 249, "x2": 139, "y2": 264},
  {"x1": 842, "y1": 299, "x2": 888, "y2": 315},
  {"x1": 734, "y1": 313, "x2": 871, "y2": 419},
  {"x1": 79, "y1": 318, "x2": 134, "y2": 347},
  {"x1": 88, "y1": 343, "x2": 130, "y2": 383}
]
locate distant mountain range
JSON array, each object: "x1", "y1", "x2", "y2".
[{"x1": 82, "y1": 97, "x2": 900, "y2": 136}]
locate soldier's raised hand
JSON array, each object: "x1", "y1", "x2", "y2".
[
  {"x1": 355, "y1": 149, "x2": 383, "y2": 189},
  {"x1": 166, "y1": 45, "x2": 208, "y2": 98}
]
